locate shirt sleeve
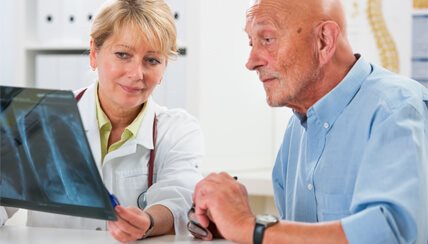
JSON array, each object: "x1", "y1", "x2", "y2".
[
  {"x1": 145, "y1": 110, "x2": 204, "y2": 236},
  {"x1": 341, "y1": 102, "x2": 428, "y2": 244},
  {"x1": 272, "y1": 117, "x2": 296, "y2": 219},
  {"x1": 272, "y1": 148, "x2": 286, "y2": 219}
]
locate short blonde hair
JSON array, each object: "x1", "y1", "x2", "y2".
[{"x1": 91, "y1": 0, "x2": 177, "y2": 57}]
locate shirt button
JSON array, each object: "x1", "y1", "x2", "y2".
[
  {"x1": 307, "y1": 184, "x2": 313, "y2": 191},
  {"x1": 323, "y1": 123, "x2": 329, "y2": 129}
]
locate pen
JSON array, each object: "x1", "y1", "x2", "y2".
[{"x1": 109, "y1": 193, "x2": 120, "y2": 208}]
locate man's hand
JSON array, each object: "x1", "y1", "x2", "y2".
[
  {"x1": 107, "y1": 205, "x2": 151, "y2": 243},
  {"x1": 193, "y1": 172, "x2": 255, "y2": 244}
]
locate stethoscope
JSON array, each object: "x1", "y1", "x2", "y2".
[
  {"x1": 136, "y1": 114, "x2": 157, "y2": 209},
  {"x1": 76, "y1": 88, "x2": 157, "y2": 210}
]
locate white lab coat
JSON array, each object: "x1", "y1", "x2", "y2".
[{"x1": 0, "y1": 83, "x2": 204, "y2": 235}]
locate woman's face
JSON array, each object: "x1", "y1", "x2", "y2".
[{"x1": 90, "y1": 26, "x2": 167, "y2": 111}]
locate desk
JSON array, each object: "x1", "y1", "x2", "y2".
[{"x1": 0, "y1": 226, "x2": 233, "y2": 244}]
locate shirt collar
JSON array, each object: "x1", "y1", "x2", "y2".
[
  {"x1": 95, "y1": 84, "x2": 147, "y2": 138},
  {"x1": 305, "y1": 55, "x2": 373, "y2": 129}
]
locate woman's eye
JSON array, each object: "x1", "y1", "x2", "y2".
[
  {"x1": 115, "y1": 52, "x2": 130, "y2": 59},
  {"x1": 146, "y1": 57, "x2": 161, "y2": 65}
]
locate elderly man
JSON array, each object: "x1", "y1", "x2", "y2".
[{"x1": 192, "y1": 0, "x2": 428, "y2": 243}]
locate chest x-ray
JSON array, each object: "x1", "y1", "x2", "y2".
[{"x1": 0, "y1": 86, "x2": 116, "y2": 220}]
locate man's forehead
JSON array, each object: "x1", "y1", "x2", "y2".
[
  {"x1": 245, "y1": 1, "x2": 288, "y2": 33},
  {"x1": 246, "y1": 17, "x2": 276, "y2": 30}
]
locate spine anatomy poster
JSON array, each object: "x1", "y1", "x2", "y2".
[{"x1": 344, "y1": 0, "x2": 411, "y2": 76}]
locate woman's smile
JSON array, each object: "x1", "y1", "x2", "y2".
[{"x1": 119, "y1": 84, "x2": 144, "y2": 94}]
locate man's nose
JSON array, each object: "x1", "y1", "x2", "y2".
[{"x1": 245, "y1": 47, "x2": 265, "y2": 71}]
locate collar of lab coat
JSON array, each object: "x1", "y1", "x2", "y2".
[
  {"x1": 75, "y1": 83, "x2": 101, "y2": 167},
  {"x1": 135, "y1": 97, "x2": 156, "y2": 150}
]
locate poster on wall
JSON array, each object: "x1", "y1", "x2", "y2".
[
  {"x1": 414, "y1": 0, "x2": 428, "y2": 9},
  {"x1": 412, "y1": 0, "x2": 428, "y2": 87},
  {"x1": 343, "y1": 0, "x2": 411, "y2": 76}
]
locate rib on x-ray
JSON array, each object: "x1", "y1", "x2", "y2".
[{"x1": 0, "y1": 86, "x2": 115, "y2": 220}]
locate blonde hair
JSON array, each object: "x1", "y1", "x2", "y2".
[{"x1": 91, "y1": 0, "x2": 177, "y2": 57}]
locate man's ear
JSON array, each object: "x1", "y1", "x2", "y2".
[
  {"x1": 316, "y1": 21, "x2": 340, "y2": 65},
  {"x1": 89, "y1": 39, "x2": 97, "y2": 71}
]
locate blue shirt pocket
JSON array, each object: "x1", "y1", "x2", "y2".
[{"x1": 316, "y1": 192, "x2": 352, "y2": 221}]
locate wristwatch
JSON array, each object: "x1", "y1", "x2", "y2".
[{"x1": 253, "y1": 214, "x2": 279, "y2": 244}]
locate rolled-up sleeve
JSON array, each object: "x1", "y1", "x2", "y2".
[{"x1": 342, "y1": 103, "x2": 428, "y2": 244}]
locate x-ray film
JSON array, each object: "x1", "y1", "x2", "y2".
[{"x1": 0, "y1": 86, "x2": 116, "y2": 220}]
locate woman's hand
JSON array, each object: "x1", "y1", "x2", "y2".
[{"x1": 107, "y1": 205, "x2": 151, "y2": 243}]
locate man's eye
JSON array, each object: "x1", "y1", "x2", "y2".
[
  {"x1": 115, "y1": 52, "x2": 130, "y2": 59},
  {"x1": 263, "y1": 38, "x2": 273, "y2": 44}
]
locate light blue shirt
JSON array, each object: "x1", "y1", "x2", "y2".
[{"x1": 272, "y1": 56, "x2": 428, "y2": 244}]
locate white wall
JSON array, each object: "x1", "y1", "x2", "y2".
[{"x1": 188, "y1": 0, "x2": 293, "y2": 172}]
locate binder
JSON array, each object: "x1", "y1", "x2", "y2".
[
  {"x1": 59, "y1": 54, "x2": 98, "y2": 91},
  {"x1": 62, "y1": 0, "x2": 83, "y2": 43},
  {"x1": 77, "y1": 0, "x2": 102, "y2": 43},
  {"x1": 165, "y1": 0, "x2": 188, "y2": 45},
  {"x1": 36, "y1": 54, "x2": 97, "y2": 91},
  {"x1": 58, "y1": 55, "x2": 79, "y2": 90},
  {"x1": 37, "y1": 0, "x2": 62, "y2": 43},
  {"x1": 35, "y1": 54, "x2": 59, "y2": 89}
]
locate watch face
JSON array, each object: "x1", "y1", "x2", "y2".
[{"x1": 256, "y1": 214, "x2": 279, "y2": 226}]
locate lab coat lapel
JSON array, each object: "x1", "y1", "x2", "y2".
[
  {"x1": 136, "y1": 97, "x2": 156, "y2": 150},
  {"x1": 76, "y1": 83, "x2": 103, "y2": 177}
]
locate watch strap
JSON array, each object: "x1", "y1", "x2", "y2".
[
  {"x1": 253, "y1": 223, "x2": 265, "y2": 244},
  {"x1": 140, "y1": 211, "x2": 155, "y2": 239}
]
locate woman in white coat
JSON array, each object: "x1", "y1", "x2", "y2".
[{"x1": 0, "y1": 0, "x2": 204, "y2": 242}]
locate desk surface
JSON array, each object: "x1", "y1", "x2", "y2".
[{"x1": 0, "y1": 226, "x2": 233, "y2": 244}]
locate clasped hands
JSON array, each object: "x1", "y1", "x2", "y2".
[{"x1": 188, "y1": 172, "x2": 256, "y2": 243}]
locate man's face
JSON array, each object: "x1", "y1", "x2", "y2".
[{"x1": 245, "y1": 1, "x2": 323, "y2": 109}]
